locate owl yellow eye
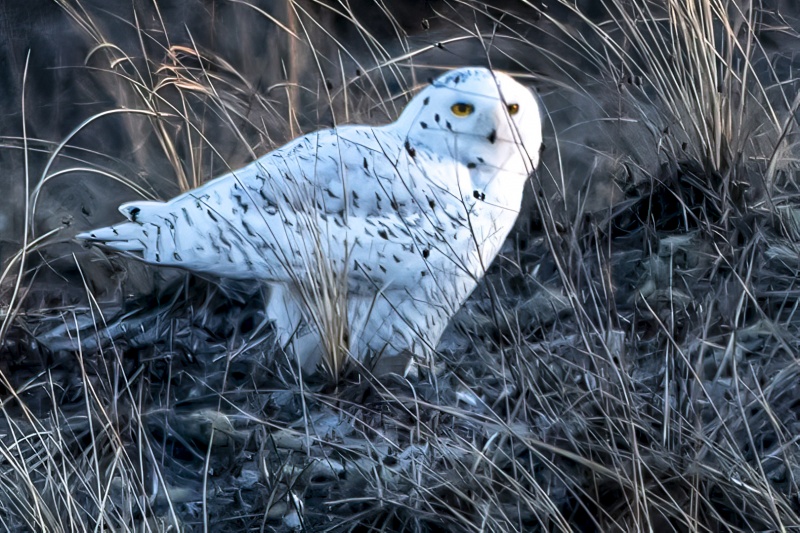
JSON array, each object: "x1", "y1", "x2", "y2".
[
  {"x1": 507, "y1": 103, "x2": 520, "y2": 115},
  {"x1": 451, "y1": 103, "x2": 474, "y2": 117}
]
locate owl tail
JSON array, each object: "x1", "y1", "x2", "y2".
[{"x1": 76, "y1": 201, "x2": 171, "y2": 264}]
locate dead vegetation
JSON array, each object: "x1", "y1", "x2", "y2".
[{"x1": 2, "y1": 0, "x2": 800, "y2": 531}]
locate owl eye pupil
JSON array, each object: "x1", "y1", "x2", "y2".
[
  {"x1": 507, "y1": 103, "x2": 520, "y2": 115},
  {"x1": 451, "y1": 103, "x2": 474, "y2": 117}
]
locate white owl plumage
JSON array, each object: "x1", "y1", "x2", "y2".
[{"x1": 78, "y1": 67, "x2": 542, "y2": 371}]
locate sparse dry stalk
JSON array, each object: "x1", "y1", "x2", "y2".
[
  {"x1": 550, "y1": 0, "x2": 779, "y2": 180},
  {"x1": 297, "y1": 231, "x2": 351, "y2": 383}
]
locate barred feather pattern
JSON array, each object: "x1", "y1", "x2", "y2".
[{"x1": 78, "y1": 67, "x2": 543, "y2": 367}]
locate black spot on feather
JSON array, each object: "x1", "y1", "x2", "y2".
[
  {"x1": 233, "y1": 194, "x2": 248, "y2": 213},
  {"x1": 405, "y1": 140, "x2": 416, "y2": 158},
  {"x1": 129, "y1": 207, "x2": 140, "y2": 222},
  {"x1": 473, "y1": 190, "x2": 486, "y2": 201},
  {"x1": 378, "y1": 229, "x2": 389, "y2": 240},
  {"x1": 487, "y1": 129, "x2": 497, "y2": 144},
  {"x1": 243, "y1": 221, "x2": 258, "y2": 237}
]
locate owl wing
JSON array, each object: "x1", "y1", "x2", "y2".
[{"x1": 77, "y1": 125, "x2": 474, "y2": 286}]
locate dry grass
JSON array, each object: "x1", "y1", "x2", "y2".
[{"x1": 2, "y1": 0, "x2": 800, "y2": 531}]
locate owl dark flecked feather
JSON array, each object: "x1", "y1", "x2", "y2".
[{"x1": 78, "y1": 67, "x2": 543, "y2": 369}]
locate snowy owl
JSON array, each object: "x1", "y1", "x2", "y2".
[{"x1": 78, "y1": 67, "x2": 542, "y2": 371}]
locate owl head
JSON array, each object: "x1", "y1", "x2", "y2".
[{"x1": 396, "y1": 67, "x2": 543, "y2": 182}]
